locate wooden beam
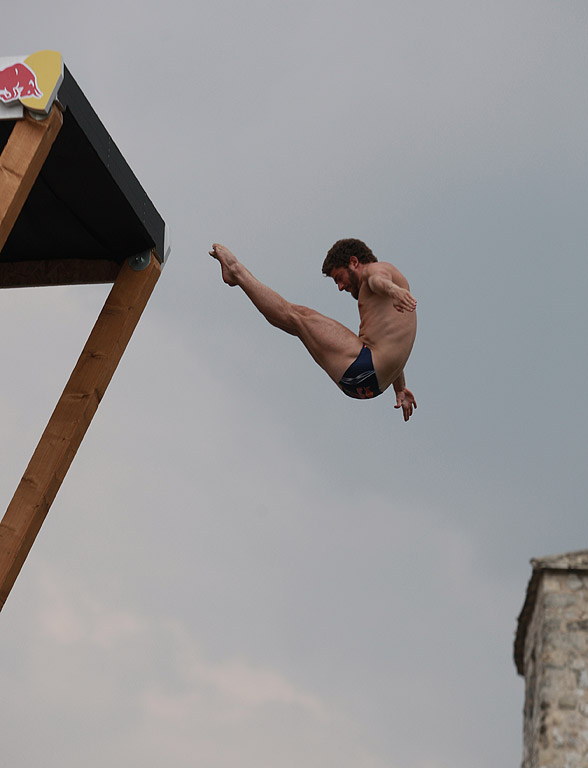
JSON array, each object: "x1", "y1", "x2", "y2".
[
  {"x1": 0, "y1": 106, "x2": 63, "y2": 254},
  {"x1": 0, "y1": 251, "x2": 161, "y2": 611},
  {"x1": 0, "y1": 257, "x2": 121, "y2": 288}
]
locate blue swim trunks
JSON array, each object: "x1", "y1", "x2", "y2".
[{"x1": 339, "y1": 346, "x2": 382, "y2": 400}]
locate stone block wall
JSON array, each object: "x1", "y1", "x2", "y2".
[{"x1": 515, "y1": 551, "x2": 588, "y2": 768}]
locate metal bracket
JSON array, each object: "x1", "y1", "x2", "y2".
[{"x1": 129, "y1": 250, "x2": 152, "y2": 271}]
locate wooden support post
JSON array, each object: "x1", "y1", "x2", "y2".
[
  {"x1": 0, "y1": 106, "x2": 63, "y2": 253},
  {"x1": 0, "y1": 252, "x2": 161, "y2": 611}
]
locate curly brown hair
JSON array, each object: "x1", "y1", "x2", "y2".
[{"x1": 321, "y1": 238, "x2": 377, "y2": 276}]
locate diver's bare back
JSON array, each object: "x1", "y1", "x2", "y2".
[{"x1": 358, "y1": 262, "x2": 417, "y2": 391}]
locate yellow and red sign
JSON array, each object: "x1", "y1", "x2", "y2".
[{"x1": 0, "y1": 50, "x2": 63, "y2": 117}]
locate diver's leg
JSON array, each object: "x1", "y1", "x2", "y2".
[{"x1": 211, "y1": 243, "x2": 362, "y2": 382}]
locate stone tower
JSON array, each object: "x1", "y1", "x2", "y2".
[{"x1": 515, "y1": 551, "x2": 588, "y2": 768}]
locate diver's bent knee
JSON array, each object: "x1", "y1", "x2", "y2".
[
  {"x1": 289, "y1": 304, "x2": 319, "y2": 332},
  {"x1": 290, "y1": 303, "x2": 318, "y2": 320}
]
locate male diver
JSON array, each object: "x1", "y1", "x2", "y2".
[{"x1": 210, "y1": 238, "x2": 417, "y2": 420}]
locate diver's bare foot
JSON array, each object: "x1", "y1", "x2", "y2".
[{"x1": 210, "y1": 243, "x2": 240, "y2": 286}]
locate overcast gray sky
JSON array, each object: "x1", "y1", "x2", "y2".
[{"x1": 1, "y1": 1, "x2": 587, "y2": 766}]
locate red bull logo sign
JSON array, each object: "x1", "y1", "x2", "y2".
[
  {"x1": 0, "y1": 50, "x2": 63, "y2": 118},
  {"x1": 0, "y1": 63, "x2": 43, "y2": 103}
]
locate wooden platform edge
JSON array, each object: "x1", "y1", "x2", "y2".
[
  {"x1": 0, "y1": 258, "x2": 121, "y2": 288},
  {"x1": 0, "y1": 251, "x2": 161, "y2": 612}
]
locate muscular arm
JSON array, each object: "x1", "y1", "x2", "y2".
[
  {"x1": 393, "y1": 371, "x2": 406, "y2": 392},
  {"x1": 393, "y1": 371, "x2": 417, "y2": 422},
  {"x1": 366, "y1": 272, "x2": 417, "y2": 313}
]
